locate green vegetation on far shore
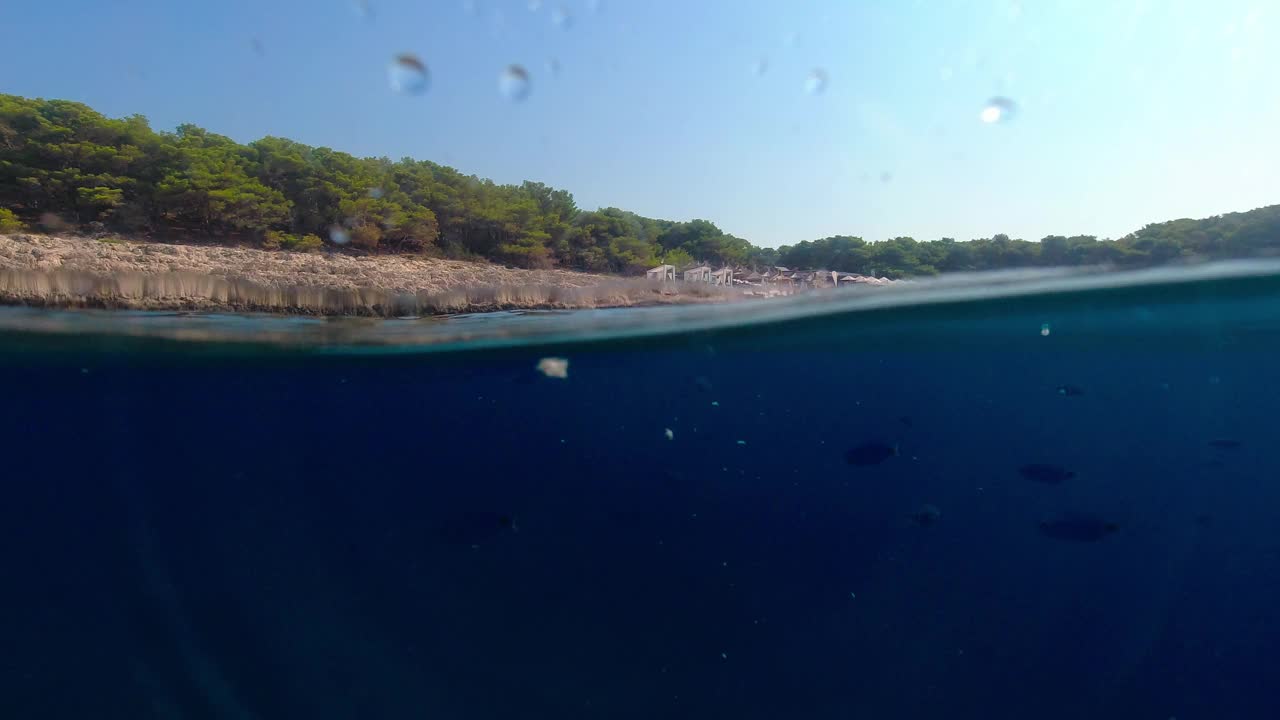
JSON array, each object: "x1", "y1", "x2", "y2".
[{"x1": 2, "y1": 93, "x2": 1278, "y2": 279}]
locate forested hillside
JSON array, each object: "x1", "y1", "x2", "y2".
[{"x1": 2, "y1": 94, "x2": 1277, "y2": 278}]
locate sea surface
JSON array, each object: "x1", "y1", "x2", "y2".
[{"x1": 3, "y1": 263, "x2": 1280, "y2": 719}]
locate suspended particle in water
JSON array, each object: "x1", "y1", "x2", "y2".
[
  {"x1": 249, "y1": 36, "x2": 265, "y2": 56},
  {"x1": 536, "y1": 356, "x2": 569, "y2": 379},
  {"x1": 528, "y1": 0, "x2": 542, "y2": 10},
  {"x1": 462, "y1": 0, "x2": 479, "y2": 16},
  {"x1": 499, "y1": 65, "x2": 531, "y2": 102},
  {"x1": 551, "y1": 6, "x2": 572, "y2": 29},
  {"x1": 665, "y1": 428, "x2": 674, "y2": 440},
  {"x1": 387, "y1": 53, "x2": 429, "y2": 95},
  {"x1": 879, "y1": 171, "x2": 893, "y2": 183},
  {"x1": 980, "y1": 96, "x2": 1017, "y2": 124},
  {"x1": 353, "y1": 0, "x2": 374, "y2": 20},
  {"x1": 367, "y1": 187, "x2": 384, "y2": 199},
  {"x1": 545, "y1": 57, "x2": 561, "y2": 76},
  {"x1": 804, "y1": 68, "x2": 828, "y2": 95},
  {"x1": 783, "y1": 31, "x2": 800, "y2": 48},
  {"x1": 586, "y1": 0, "x2": 601, "y2": 13},
  {"x1": 751, "y1": 57, "x2": 768, "y2": 77},
  {"x1": 328, "y1": 226, "x2": 351, "y2": 245},
  {"x1": 939, "y1": 66, "x2": 953, "y2": 81},
  {"x1": 1040, "y1": 323, "x2": 1051, "y2": 336}
]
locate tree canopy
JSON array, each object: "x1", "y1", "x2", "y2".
[{"x1": 2, "y1": 93, "x2": 1278, "y2": 276}]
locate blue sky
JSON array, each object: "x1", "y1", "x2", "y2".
[{"x1": 4, "y1": 0, "x2": 1278, "y2": 247}]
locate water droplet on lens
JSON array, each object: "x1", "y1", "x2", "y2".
[
  {"x1": 752, "y1": 57, "x2": 768, "y2": 77},
  {"x1": 329, "y1": 226, "x2": 351, "y2": 245},
  {"x1": 387, "y1": 53, "x2": 429, "y2": 95},
  {"x1": 980, "y1": 96, "x2": 1016, "y2": 123},
  {"x1": 368, "y1": 187, "x2": 384, "y2": 199},
  {"x1": 552, "y1": 6, "x2": 572, "y2": 29},
  {"x1": 546, "y1": 57, "x2": 561, "y2": 76},
  {"x1": 499, "y1": 65, "x2": 531, "y2": 102},
  {"x1": 804, "y1": 68, "x2": 828, "y2": 95}
]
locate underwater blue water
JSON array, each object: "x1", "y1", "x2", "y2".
[{"x1": 3, "y1": 267, "x2": 1280, "y2": 718}]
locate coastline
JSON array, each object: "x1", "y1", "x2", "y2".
[{"x1": 0, "y1": 233, "x2": 749, "y2": 316}]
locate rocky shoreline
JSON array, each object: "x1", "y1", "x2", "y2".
[{"x1": 0, "y1": 233, "x2": 746, "y2": 316}]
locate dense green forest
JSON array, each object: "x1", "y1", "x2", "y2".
[{"x1": 2, "y1": 93, "x2": 1278, "y2": 278}]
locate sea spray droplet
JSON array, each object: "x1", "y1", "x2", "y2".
[
  {"x1": 804, "y1": 69, "x2": 828, "y2": 95},
  {"x1": 980, "y1": 96, "x2": 1017, "y2": 123},
  {"x1": 387, "y1": 54, "x2": 429, "y2": 95},
  {"x1": 328, "y1": 226, "x2": 350, "y2": 245},
  {"x1": 499, "y1": 65, "x2": 531, "y2": 102},
  {"x1": 551, "y1": 6, "x2": 572, "y2": 29}
]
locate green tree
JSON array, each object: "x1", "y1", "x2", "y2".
[{"x1": 0, "y1": 208, "x2": 22, "y2": 233}]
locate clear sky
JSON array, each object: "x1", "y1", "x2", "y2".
[{"x1": 4, "y1": 0, "x2": 1278, "y2": 247}]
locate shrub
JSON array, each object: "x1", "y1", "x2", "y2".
[
  {"x1": 0, "y1": 208, "x2": 23, "y2": 233},
  {"x1": 281, "y1": 233, "x2": 324, "y2": 252}
]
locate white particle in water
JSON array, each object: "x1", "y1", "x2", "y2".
[
  {"x1": 665, "y1": 428, "x2": 674, "y2": 440},
  {"x1": 736, "y1": 440, "x2": 746, "y2": 446},
  {"x1": 804, "y1": 68, "x2": 828, "y2": 95},
  {"x1": 329, "y1": 225, "x2": 351, "y2": 245},
  {"x1": 536, "y1": 356, "x2": 569, "y2": 378},
  {"x1": 387, "y1": 53, "x2": 429, "y2": 95},
  {"x1": 551, "y1": 5, "x2": 572, "y2": 29},
  {"x1": 1040, "y1": 323, "x2": 1051, "y2": 336},
  {"x1": 498, "y1": 65, "x2": 531, "y2": 102},
  {"x1": 981, "y1": 96, "x2": 1017, "y2": 124}
]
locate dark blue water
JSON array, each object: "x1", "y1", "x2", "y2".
[{"x1": 3, "y1": 270, "x2": 1280, "y2": 718}]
